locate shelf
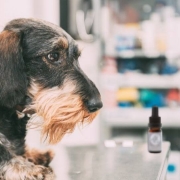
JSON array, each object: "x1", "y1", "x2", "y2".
[
  {"x1": 100, "y1": 72, "x2": 180, "y2": 89},
  {"x1": 105, "y1": 50, "x2": 165, "y2": 58},
  {"x1": 101, "y1": 107, "x2": 180, "y2": 128}
]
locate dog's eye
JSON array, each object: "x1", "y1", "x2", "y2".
[{"x1": 47, "y1": 53, "x2": 59, "y2": 62}]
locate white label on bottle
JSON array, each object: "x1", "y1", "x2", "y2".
[{"x1": 148, "y1": 132, "x2": 162, "y2": 152}]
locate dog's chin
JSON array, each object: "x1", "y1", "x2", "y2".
[{"x1": 28, "y1": 84, "x2": 99, "y2": 144}]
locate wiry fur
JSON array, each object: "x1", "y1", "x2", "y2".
[
  {"x1": 0, "y1": 18, "x2": 102, "y2": 179},
  {"x1": 28, "y1": 80, "x2": 98, "y2": 144}
]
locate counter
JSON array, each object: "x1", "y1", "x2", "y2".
[{"x1": 53, "y1": 142, "x2": 170, "y2": 180}]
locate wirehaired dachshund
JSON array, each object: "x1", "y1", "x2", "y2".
[{"x1": 0, "y1": 18, "x2": 102, "y2": 180}]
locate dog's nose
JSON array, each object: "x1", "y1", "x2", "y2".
[{"x1": 86, "y1": 98, "x2": 103, "y2": 113}]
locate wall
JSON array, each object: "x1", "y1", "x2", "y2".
[{"x1": 0, "y1": 0, "x2": 60, "y2": 30}]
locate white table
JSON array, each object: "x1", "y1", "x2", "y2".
[{"x1": 53, "y1": 141, "x2": 170, "y2": 180}]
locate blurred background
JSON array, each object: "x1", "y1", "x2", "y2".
[{"x1": 1, "y1": 0, "x2": 180, "y2": 179}]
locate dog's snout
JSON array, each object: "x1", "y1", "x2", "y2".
[{"x1": 86, "y1": 98, "x2": 103, "y2": 113}]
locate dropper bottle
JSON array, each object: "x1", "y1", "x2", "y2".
[{"x1": 148, "y1": 106, "x2": 162, "y2": 153}]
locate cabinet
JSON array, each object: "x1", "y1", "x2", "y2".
[{"x1": 100, "y1": 1, "x2": 180, "y2": 142}]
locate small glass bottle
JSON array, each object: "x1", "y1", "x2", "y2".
[{"x1": 148, "y1": 106, "x2": 162, "y2": 153}]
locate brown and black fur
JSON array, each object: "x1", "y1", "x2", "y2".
[{"x1": 0, "y1": 18, "x2": 102, "y2": 180}]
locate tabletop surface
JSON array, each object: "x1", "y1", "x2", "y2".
[{"x1": 53, "y1": 142, "x2": 170, "y2": 180}]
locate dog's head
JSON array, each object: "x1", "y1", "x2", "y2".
[{"x1": 0, "y1": 18, "x2": 102, "y2": 143}]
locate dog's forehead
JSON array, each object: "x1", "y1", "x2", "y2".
[
  {"x1": 35, "y1": 19, "x2": 72, "y2": 42},
  {"x1": 32, "y1": 19, "x2": 74, "y2": 49}
]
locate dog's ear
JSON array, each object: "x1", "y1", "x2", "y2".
[{"x1": 0, "y1": 30, "x2": 26, "y2": 108}]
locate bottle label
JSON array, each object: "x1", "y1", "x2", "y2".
[{"x1": 148, "y1": 132, "x2": 162, "y2": 152}]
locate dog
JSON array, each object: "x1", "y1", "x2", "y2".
[{"x1": 0, "y1": 18, "x2": 102, "y2": 180}]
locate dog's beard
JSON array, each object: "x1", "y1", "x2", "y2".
[{"x1": 29, "y1": 82, "x2": 98, "y2": 144}]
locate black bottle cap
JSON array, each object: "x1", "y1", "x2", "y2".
[{"x1": 149, "y1": 106, "x2": 161, "y2": 127}]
